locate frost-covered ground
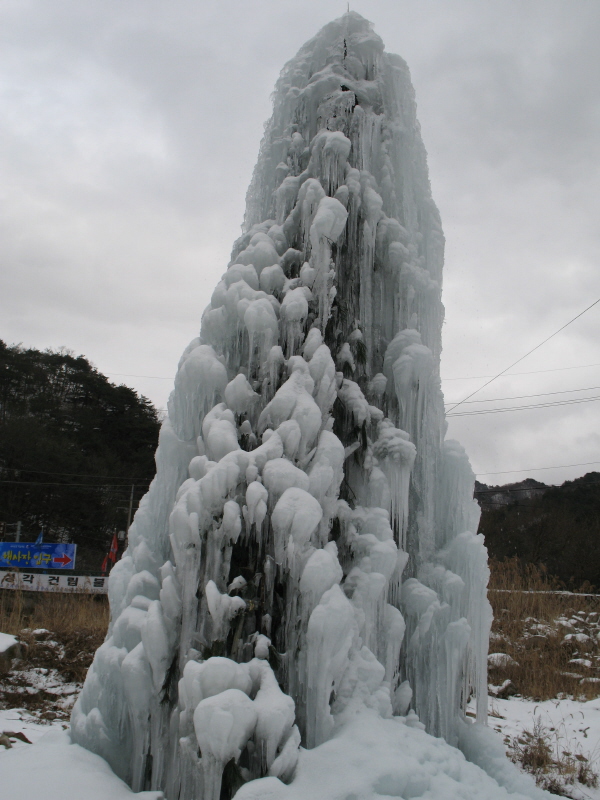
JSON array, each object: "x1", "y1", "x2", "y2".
[
  {"x1": 2, "y1": 631, "x2": 599, "y2": 800},
  {"x1": 0, "y1": 632, "x2": 567, "y2": 800},
  {"x1": 0, "y1": 627, "x2": 83, "y2": 755},
  {"x1": 0, "y1": 628, "x2": 87, "y2": 725},
  {"x1": 488, "y1": 696, "x2": 600, "y2": 761},
  {"x1": 0, "y1": 702, "x2": 543, "y2": 800},
  {"x1": 6, "y1": 592, "x2": 600, "y2": 799}
]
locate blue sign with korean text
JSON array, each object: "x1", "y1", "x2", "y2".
[{"x1": 0, "y1": 542, "x2": 77, "y2": 570}]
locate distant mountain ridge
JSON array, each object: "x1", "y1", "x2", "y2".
[{"x1": 475, "y1": 477, "x2": 548, "y2": 506}]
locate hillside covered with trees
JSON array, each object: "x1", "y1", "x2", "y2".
[
  {"x1": 477, "y1": 472, "x2": 600, "y2": 588},
  {"x1": 0, "y1": 341, "x2": 160, "y2": 573}
]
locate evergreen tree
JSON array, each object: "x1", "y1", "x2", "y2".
[{"x1": 0, "y1": 341, "x2": 160, "y2": 573}]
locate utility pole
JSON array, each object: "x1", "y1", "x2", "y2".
[
  {"x1": 126, "y1": 485, "x2": 135, "y2": 533},
  {"x1": 15, "y1": 521, "x2": 21, "y2": 542}
]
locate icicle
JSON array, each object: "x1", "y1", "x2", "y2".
[
  {"x1": 194, "y1": 689, "x2": 257, "y2": 800},
  {"x1": 280, "y1": 286, "x2": 311, "y2": 357},
  {"x1": 309, "y1": 196, "x2": 348, "y2": 331},
  {"x1": 243, "y1": 481, "x2": 268, "y2": 539},
  {"x1": 308, "y1": 130, "x2": 351, "y2": 195},
  {"x1": 305, "y1": 585, "x2": 356, "y2": 748},
  {"x1": 168, "y1": 345, "x2": 228, "y2": 441},
  {"x1": 372, "y1": 419, "x2": 416, "y2": 548},
  {"x1": 244, "y1": 298, "x2": 279, "y2": 376}
]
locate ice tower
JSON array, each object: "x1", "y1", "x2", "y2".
[{"x1": 71, "y1": 13, "x2": 502, "y2": 800}]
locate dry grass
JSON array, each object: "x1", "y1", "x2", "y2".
[
  {"x1": 507, "y1": 715, "x2": 599, "y2": 794},
  {"x1": 0, "y1": 589, "x2": 109, "y2": 691},
  {"x1": 489, "y1": 558, "x2": 600, "y2": 701},
  {"x1": 0, "y1": 589, "x2": 109, "y2": 637}
]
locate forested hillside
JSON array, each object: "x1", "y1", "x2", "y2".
[
  {"x1": 477, "y1": 472, "x2": 600, "y2": 588},
  {"x1": 0, "y1": 341, "x2": 160, "y2": 573}
]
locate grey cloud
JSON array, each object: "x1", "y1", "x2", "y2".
[{"x1": 1, "y1": 0, "x2": 599, "y2": 483}]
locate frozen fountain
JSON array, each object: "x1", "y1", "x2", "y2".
[{"x1": 71, "y1": 13, "x2": 547, "y2": 800}]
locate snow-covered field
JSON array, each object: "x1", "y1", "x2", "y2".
[{"x1": 5, "y1": 580, "x2": 599, "y2": 798}]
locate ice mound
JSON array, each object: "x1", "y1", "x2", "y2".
[
  {"x1": 67, "y1": 10, "x2": 543, "y2": 800},
  {"x1": 235, "y1": 710, "x2": 547, "y2": 800}
]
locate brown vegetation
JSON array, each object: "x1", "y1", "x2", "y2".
[
  {"x1": 488, "y1": 558, "x2": 600, "y2": 701},
  {"x1": 507, "y1": 715, "x2": 598, "y2": 794},
  {"x1": 0, "y1": 590, "x2": 109, "y2": 720},
  {"x1": 0, "y1": 589, "x2": 109, "y2": 639}
]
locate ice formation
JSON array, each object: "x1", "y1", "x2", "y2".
[{"x1": 70, "y1": 12, "x2": 541, "y2": 799}]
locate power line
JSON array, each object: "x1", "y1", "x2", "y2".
[
  {"x1": 110, "y1": 363, "x2": 600, "y2": 385},
  {"x1": 474, "y1": 479, "x2": 600, "y2": 495},
  {"x1": 0, "y1": 480, "x2": 151, "y2": 489},
  {"x1": 442, "y1": 362, "x2": 600, "y2": 382},
  {"x1": 0, "y1": 466, "x2": 152, "y2": 480},
  {"x1": 105, "y1": 372, "x2": 172, "y2": 381},
  {"x1": 447, "y1": 394, "x2": 600, "y2": 418},
  {"x1": 477, "y1": 461, "x2": 600, "y2": 477},
  {"x1": 445, "y1": 297, "x2": 600, "y2": 412},
  {"x1": 445, "y1": 384, "x2": 600, "y2": 406},
  {"x1": 477, "y1": 501, "x2": 542, "y2": 507}
]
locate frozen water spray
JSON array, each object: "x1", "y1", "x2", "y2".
[{"x1": 70, "y1": 13, "x2": 526, "y2": 800}]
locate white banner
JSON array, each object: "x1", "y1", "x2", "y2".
[{"x1": 0, "y1": 570, "x2": 108, "y2": 594}]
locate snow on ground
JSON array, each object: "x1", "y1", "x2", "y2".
[
  {"x1": 0, "y1": 705, "x2": 67, "y2": 746},
  {"x1": 0, "y1": 631, "x2": 18, "y2": 653},
  {"x1": 0, "y1": 729, "x2": 163, "y2": 800},
  {"x1": 488, "y1": 696, "x2": 600, "y2": 760},
  {"x1": 1, "y1": 707, "x2": 547, "y2": 800},
  {"x1": 0, "y1": 627, "x2": 99, "y2": 728},
  {"x1": 1, "y1": 635, "x2": 547, "y2": 800},
  {"x1": 3, "y1": 626, "x2": 600, "y2": 799},
  {"x1": 4, "y1": 684, "x2": 597, "y2": 800},
  {"x1": 0, "y1": 634, "x2": 163, "y2": 799},
  {"x1": 0, "y1": 634, "x2": 561, "y2": 800},
  {"x1": 485, "y1": 696, "x2": 600, "y2": 799}
]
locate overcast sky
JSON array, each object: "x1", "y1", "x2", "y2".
[{"x1": 1, "y1": 0, "x2": 599, "y2": 487}]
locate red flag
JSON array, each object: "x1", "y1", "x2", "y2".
[
  {"x1": 101, "y1": 533, "x2": 119, "y2": 575},
  {"x1": 108, "y1": 532, "x2": 119, "y2": 564}
]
